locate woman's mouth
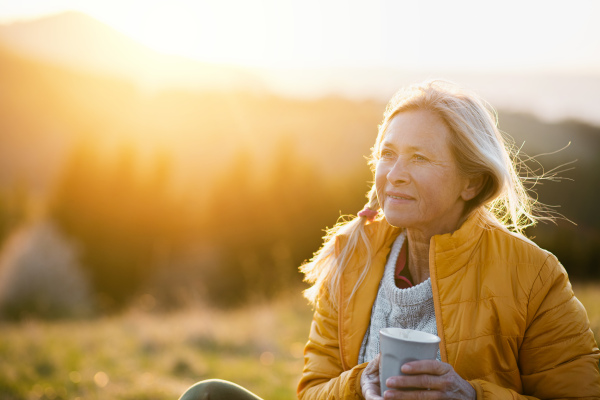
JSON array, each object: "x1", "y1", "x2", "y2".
[{"x1": 387, "y1": 193, "x2": 414, "y2": 200}]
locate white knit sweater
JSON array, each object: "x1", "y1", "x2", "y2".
[{"x1": 358, "y1": 231, "x2": 441, "y2": 364}]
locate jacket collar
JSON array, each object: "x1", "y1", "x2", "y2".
[{"x1": 430, "y1": 210, "x2": 495, "y2": 279}]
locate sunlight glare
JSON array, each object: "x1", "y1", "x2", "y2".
[
  {"x1": 0, "y1": 0, "x2": 599, "y2": 71},
  {"x1": 89, "y1": 0, "x2": 280, "y2": 65}
]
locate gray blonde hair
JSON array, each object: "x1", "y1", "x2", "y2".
[{"x1": 301, "y1": 80, "x2": 546, "y2": 307}]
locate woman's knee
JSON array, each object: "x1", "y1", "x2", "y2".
[
  {"x1": 179, "y1": 379, "x2": 226, "y2": 400},
  {"x1": 178, "y1": 379, "x2": 261, "y2": 400}
]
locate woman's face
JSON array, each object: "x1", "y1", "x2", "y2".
[{"x1": 375, "y1": 109, "x2": 476, "y2": 237}]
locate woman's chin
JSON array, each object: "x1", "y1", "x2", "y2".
[{"x1": 382, "y1": 214, "x2": 411, "y2": 229}]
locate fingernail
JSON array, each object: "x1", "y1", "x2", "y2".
[{"x1": 401, "y1": 364, "x2": 412, "y2": 372}]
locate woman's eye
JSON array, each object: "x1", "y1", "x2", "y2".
[
  {"x1": 414, "y1": 154, "x2": 427, "y2": 161},
  {"x1": 380, "y1": 150, "x2": 394, "y2": 158}
]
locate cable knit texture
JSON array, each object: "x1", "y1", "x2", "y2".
[{"x1": 358, "y1": 231, "x2": 440, "y2": 364}]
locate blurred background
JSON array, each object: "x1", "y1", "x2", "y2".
[
  {"x1": 0, "y1": 1, "x2": 599, "y2": 398},
  {"x1": 0, "y1": 0, "x2": 599, "y2": 314}
]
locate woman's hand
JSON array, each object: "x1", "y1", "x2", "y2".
[
  {"x1": 383, "y1": 360, "x2": 476, "y2": 400},
  {"x1": 361, "y1": 353, "x2": 383, "y2": 400}
]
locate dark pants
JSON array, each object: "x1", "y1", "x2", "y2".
[{"x1": 179, "y1": 379, "x2": 264, "y2": 400}]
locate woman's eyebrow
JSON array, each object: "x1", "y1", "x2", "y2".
[{"x1": 381, "y1": 141, "x2": 425, "y2": 153}]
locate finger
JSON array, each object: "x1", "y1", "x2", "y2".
[
  {"x1": 386, "y1": 374, "x2": 441, "y2": 391},
  {"x1": 364, "y1": 362, "x2": 377, "y2": 375},
  {"x1": 366, "y1": 354, "x2": 382, "y2": 374},
  {"x1": 401, "y1": 360, "x2": 451, "y2": 375},
  {"x1": 383, "y1": 388, "x2": 439, "y2": 400},
  {"x1": 364, "y1": 385, "x2": 384, "y2": 400},
  {"x1": 367, "y1": 391, "x2": 384, "y2": 400}
]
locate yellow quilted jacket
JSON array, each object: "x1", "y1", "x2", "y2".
[{"x1": 298, "y1": 213, "x2": 600, "y2": 399}]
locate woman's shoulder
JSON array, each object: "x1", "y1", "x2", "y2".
[
  {"x1": 483, "y1": 219, "x2": 555, "y2": 263},
  {"x1": 438, "y1": 211, "x2": 557, "y2": 271},
  {"x1": 478, "y1": 219, "x2": 565, "y2": 287},
  {"x1": 468, "y1": 218, "x2": 573, "y2": 310}
]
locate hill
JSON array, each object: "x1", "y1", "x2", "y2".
[{"x1": 0, "y1": 11, "x2": 264, "y2": 92}]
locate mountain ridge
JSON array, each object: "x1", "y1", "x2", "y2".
[{"x1": 0, "y1": 11, "x2": 265, "y2": 92}]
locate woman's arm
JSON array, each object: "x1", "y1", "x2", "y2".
[
  {"x1": 472, "y1": 254, "x2": 600, "y2": 399},
  {"x1": 297, "y1": 289, "x2": 368, "y2": 400},
  {"x1": 518, "y1": 254, "x2": 600, "y2": 397}
]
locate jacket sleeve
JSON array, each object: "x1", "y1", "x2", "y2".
[
  {"x1": 470, "y1": 254, "x2": 600, "y2": 399},
  {"x1": 297, "y1": 287, "x2": 368, "y2": 400}
]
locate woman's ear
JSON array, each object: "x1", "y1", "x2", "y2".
[{"x1": 461, "y1": 174, "x2": 487, "y2": 202}]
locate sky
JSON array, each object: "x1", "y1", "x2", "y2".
[{"x1": 1, "y1": 0, "x2": 599, "y2": 73}]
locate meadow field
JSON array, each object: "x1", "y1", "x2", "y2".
[
  {"x1": 0, "y1": 283, "x2": 599, "y2": 400},
  {"x1": 0, "y1": 291, "x2": 314, "y2": 400}
]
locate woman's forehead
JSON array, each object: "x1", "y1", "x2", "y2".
[{"x1": 381, "y1": 110, "x2": 452, "y2": 151}]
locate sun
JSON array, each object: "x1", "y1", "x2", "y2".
[
  {"x1": 84, "y1": 0, "x2": 279, "y2": 67},
  {"x1": 87, "y1": 2, "x2": 207, "y2": 58}
]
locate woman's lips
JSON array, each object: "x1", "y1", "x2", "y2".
[{"x1": 387, "y1": 192, "x2": 414, "y2": 200}]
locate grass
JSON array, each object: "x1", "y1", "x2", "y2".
[
  {"x1": 0, "y1": 290, "x2": 315, "y2": 400},
  {"x1": 0, "y1": 284, "x2": 599, "y2": 400}
]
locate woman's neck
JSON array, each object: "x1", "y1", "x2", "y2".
[
  {"x1": 404, "y1": 212, "x2": 471, "y2": 284},
  {"x1": 406, "y1": 229, "x2": 431, "y2": 284}
]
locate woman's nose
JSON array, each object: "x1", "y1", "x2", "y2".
[{"x1": 387, "y1": 159, "x2": 410, "y2": 185}]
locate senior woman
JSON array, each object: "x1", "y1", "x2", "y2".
[
  {"x1": 298, "y1": 80, "x2": 600, "y2": 399},
  {"x1": 178, "y1": 80, "x2": 600, "y2": 400}
]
